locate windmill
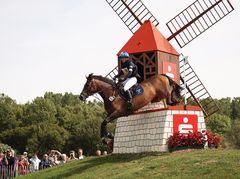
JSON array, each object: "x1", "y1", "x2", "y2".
[{"x1": 104, "y1": 0, "x2": 234, "y2": 118}]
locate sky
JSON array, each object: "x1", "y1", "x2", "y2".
[{"x1": 0, "y1": 0, "x2": 239, "y2": 104}]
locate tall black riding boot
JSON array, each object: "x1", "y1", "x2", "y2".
[{"x1": 125, "y1": 90, "x2": 133, "y2": 110}]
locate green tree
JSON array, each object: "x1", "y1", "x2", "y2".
[
  {"x1": 0, "y1": 94, "x2": 21, "y2": 131},
  {"x1": 0, "y1": 126, "x2": 31, "y2": 153},
  {"x1": 64, "y1": 102, "x2": 107, "y2": 155},
  {"x1": 231, "y1": 97, "x2": 240, "y2": 120},
  {"x1": 61, "y1": 93, "x2": 79, "y2": 107},
  {"x1": 217, "y1": 97, "x2": 232, "y2": 117},
  {"x1": 206, "y1": 114, "x2": 231, "y2": 134},
  {"x1": 0, "y1": 92, "x2": 112, "y2": 155},
  {"x1": 26, "y1": 123, "x2": 69, "y2": 154},
  {"x1": 22, "y1": 97, "x2": 57, "y2": 125},
  {"x1": 228, "y1": 120, "x2": 240, "y2": 148}
]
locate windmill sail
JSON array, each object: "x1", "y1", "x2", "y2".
[
  {"x1": 179, "y1": 56, "x2": 219, "y2": 117},
  {"x1": 105, "y1": 0, "x2": 159, "y2": 33},
  {"x1": 166, "y1": 0, "x2": 234, "y2": 48}
]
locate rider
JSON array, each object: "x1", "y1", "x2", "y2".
[{"x1": 113, "y1": 52, "x2": 139, "y2": 108}]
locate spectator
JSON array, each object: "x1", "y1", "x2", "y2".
[
  {"x1": 77, "y1": 148, "x2": 84, "y2": 159},
  {"x1": 18, "y1": 155, "x2": 29, "y2": 175},
  {"x1": 48, "y1": 150, "x2": 56, "y2": 166},
  {"x1": 68, "y1": 150, "x2": 77, "y2": 161},
  {"x1": 0, "y1": 152, "x2": 7, "y2": 166},
  {"x1": 29, "y1": 153, "x2": 41, "y2": 172},
  {"x1": 23, "y1": 151, "x2": 27, "y2": 157},
  {"x1": 39, "y1": 154, "x2": 51, "y2": 169},
  {"x1": 60, "y1": 154, "x2": 68, "y2": 164},
  {"x1": 0, "y1": 152, "x2": 7, "y2": 179},
  {"x1": 51, "y1": 150, "x2": 67, "y2": 164},
  {"x1": 96, "y1": 150, "x2": 101, "y2": 156},
  {"x1": 4, "y1": 149, "x2": 17, "y2": 178},
  {"x1": 52, "y1": 154, "x2": 60, "y2": 165}
]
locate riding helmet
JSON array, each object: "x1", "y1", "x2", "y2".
[{"x1": 118, "y1": 52, "x2": 129, "y2": 59}]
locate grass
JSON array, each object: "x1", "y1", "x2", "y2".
[{"x1": 19, "y1": 149, "x2": 240, "y2": 179}]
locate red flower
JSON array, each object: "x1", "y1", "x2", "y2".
[{"x1": 167, "y1": 130, "x2": 221, "y2": 151}]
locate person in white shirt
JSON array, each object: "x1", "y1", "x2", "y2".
[
  {"x1": 29, "y1": 154, "x2": 41, "y2": 172},
  {"x1": 78, "y1": 148, "x2": 84, "y2": 159}
]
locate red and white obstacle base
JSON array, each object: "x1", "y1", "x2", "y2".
[{"x1": 113, "y1": 102, "x2": 206, "y2": 153}]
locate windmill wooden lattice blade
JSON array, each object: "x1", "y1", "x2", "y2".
[
  {"x1": 166, "y1": 0, "x2": 234, "y2": 48},
  {"x1": 179, "y1": 56, "x2": 219, "y2": 117},
  {"x1": 105, "y1": 0, "x2": 159, "y2": 33}
]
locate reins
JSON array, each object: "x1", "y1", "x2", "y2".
[{"x1": 92, "y1": 78, "x2": 117, "y2": 101}]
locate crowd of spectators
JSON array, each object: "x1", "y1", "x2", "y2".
[{"x1": 0, "y1": 148, "x2": 91, "y2": 178}]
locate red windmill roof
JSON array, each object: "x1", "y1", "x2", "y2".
[{"x1": 117, "y1": 20, "x2": 179, "y2": 56}]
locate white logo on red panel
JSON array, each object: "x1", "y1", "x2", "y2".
[
  {"x1": 173, "y1": 114, "x2": 198, "y2": 134},
  {"x1": 162, "y1": 61, "x2": 177, "y2": 81}
]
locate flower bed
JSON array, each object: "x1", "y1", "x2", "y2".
[{"x1": 167, "y1": 130, "x2": 221, "y2": 152}]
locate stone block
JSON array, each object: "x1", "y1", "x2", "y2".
[
  {"x1": 179, "y1": 110, "x2": 188, "y2": 114},
  {"x1": 162, "y1": 139, "x2": 167, "y2": 145},
  {"x1": 165, "y1": 115, "x2": 173, "y2": 122},
  {"x1": 194, "y1": 111, "x2": 200, "y2": 116},
  {"x1": 164, "y1": 121, "x2": 170, "y2": 127},
  {"x1": 198, "y1": 117, "x2": 205, "y2": 123},
  {"x1": 201, "y1": 123, "x2": 206, "y2": 129},
  {"x1": 159, "y1": 145, "x2": 168, "y2": 152},
  {"x1": 171, "y1": 110, "x2": 179, "y2": 115},
  {"x1": 164, "y1": 127, "x2": 172, "y2": 133},
  {"x1": 187, "y1": 111, "x2": 195, "y2": 115},
  {"x1": 162, "y1": 133, "x2": 168, "y2": 139},
  {"x1": 167, "y1": 132, "x2": 173, "y2": 138}
]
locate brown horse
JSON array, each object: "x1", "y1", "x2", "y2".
[{"x1": 79, "y1": 73, "x2": 182, "y2": 148}]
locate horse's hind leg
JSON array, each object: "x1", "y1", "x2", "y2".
[
  {"x1": 166, "y1": 96, "x2": 173, "y2": 105},
  {"x1": 166, "y1": 88, "x2": 174, "y2": 105}
]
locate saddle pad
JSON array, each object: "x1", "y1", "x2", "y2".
[{"x1": 131, "y1": 84, "x2": 144, "y2": 97}]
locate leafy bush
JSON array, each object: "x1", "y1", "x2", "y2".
[
  {"x1": 0, "y1": 143, "x2": 12, "y2": 153},
  {"x1": 206, "y1": 130, "x2": 221, "y2": 148},
  {"x1": 228, "y1": 120, "x2": 240, "y2": 148},
  {"x1": 206, "y1": 114, "x2": 231, "y2": 134}
]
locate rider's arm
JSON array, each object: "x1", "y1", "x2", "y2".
[{"x1": 125, "y1": 61, "x2": 135, "y2": 79}]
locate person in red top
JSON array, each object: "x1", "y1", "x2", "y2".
[{"x1": 18, "y1": 155, "x2": 29, "y2": 175}]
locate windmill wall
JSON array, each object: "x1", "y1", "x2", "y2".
[{"x1": 113, "y1": 104, "x2": 206, "y2": 154}]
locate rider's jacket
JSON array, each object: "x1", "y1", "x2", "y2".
[{"x1": 120, "y1": 60, "x2": 138, "y2": 82}]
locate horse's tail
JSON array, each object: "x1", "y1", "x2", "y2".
[{"x1": 161, "y1": 74, "x2": 183, "y2": 104}]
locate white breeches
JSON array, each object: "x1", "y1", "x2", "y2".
[{"x1": 122, "y1": 77, "x2": 137, "y2": 91}]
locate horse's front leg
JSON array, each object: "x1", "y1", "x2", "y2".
[
  {"x1": 100, "y1": 111, "x2": 120, "y2": 147},
  {"x1": 100, "y1": 116, "x2": 117, "y2": 139},
  {"x1": 101, "y1": 118, "x2": 112, "y2": 139}
]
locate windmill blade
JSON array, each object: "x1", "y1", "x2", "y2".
[
  {"x1": 105, "y1": 0, "x2": 159, "y2": 33},
  {"x1": 166, "y1": 0, "x2": 234, "y2": 48},
  {"x1": 179, "y1": 55, "x2": 219, "y2": 117}
]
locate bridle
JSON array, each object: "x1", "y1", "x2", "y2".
[{"x1": 84, "y1": 78, "x2": 117, "y2": 101}]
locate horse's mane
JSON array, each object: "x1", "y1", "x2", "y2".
[{"x1": 92, "y1": 75, "x2": 115, "y2": 86}]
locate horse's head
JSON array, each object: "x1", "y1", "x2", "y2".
[{"x1": 79, "y1": 73, "x2": 98, "y2": 101}]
